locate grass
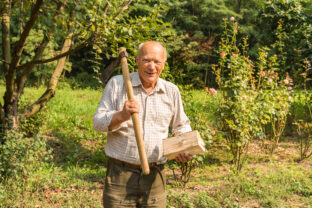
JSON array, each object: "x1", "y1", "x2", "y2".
[{"x1": 0, "y1": 86, "x2": 312, "y2": 207}]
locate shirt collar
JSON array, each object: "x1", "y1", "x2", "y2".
[{"x1": 131, "y1": 71, "x2": 166, "y2": 93}]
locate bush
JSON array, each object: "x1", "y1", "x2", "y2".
[
  {"x1": 212, "y1": 19, "x2": 262, "y2": 173},
  {"x1": 196, "y1": 191, "x2": 220, "y2": 208},
  {"x1": 67, "y1": 72, "x2": 100, "y2": 89},
  {"x1": 0, "y1": 131, "x2": 53, "y2": 182},
  {"x1": 211, "y1": 18, "x2": 293, "y2": 172},
  {"x1": 292, "y1": 60, "x2": 312, "y2": 161},
  {"x1": 167, "y1": 190, "x2": 195, "y2": 208},
  {"x1": 18, "y1": 106, "x2": 48, "y2": 137}
]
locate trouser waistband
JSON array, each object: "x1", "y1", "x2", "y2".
[{"x1": 108, "y1": 157, "x2": 162, "y2": 169}]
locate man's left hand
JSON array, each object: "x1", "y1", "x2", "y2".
[{"x1": 175, "y1": 153, "x2": 192, "y2": 162}]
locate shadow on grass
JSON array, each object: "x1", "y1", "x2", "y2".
[{"x1": 44, "y1": 133, "x2": 107, "y2": 184}]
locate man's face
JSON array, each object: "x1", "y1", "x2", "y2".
[{"x1": 136, "y1": 42, "x2": 166, "y2": 88}]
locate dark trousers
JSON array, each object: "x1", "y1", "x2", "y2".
[{"x1": 103, "y1": 158, "x2": 166, "y2": 208}]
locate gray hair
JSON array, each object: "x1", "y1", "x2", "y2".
[{"x1": 138, "y1": 41, "x2": 167, "y2": 60}]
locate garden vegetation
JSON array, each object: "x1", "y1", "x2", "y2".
[{"x1": 0, "y1": 0, "x2": 311, "y2": 207}]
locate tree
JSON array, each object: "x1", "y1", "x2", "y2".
[
  {"x1": 160, "y1": 0, "x2": 266, "y2": 87},
  {"x1": 0, "y1": 0, "x2": 171, "y2": 136},
  {"x1": 258, "y1": 0, "x2": 312, "y2": 84}
]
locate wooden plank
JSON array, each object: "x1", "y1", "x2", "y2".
[{"x1": 163, "y1": 130, "x2": 206, "y2": 160}]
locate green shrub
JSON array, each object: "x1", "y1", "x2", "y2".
[
  {"x1": 211, "y1": 18, "x2": 293, "y2": 172},
  {"x1": 56, "y1": 79, "x2": 72, "y2": 89},
  {"x1": 196, "y1": 191, "x2": 220, "y2": 208},
  {"x1": 19, "y1": 109, "x2": 47, "y2": 137},
  {"x1": 18, "y1": 98, "x2": 48, "y2": 137},
  {"x1": 67, "y1": 72, "x2": 100, "y2": 89},
  {"x1": 212, "y1": 19, "x2": 262, "y2": 172},
  {"x1": 292, "y1": 60, "x2": 312, "y2": 161},
  {"x1": 167, "y1": 190, "x2": 195, "y2": 208},
  {"x1": 0, "y1": 131, "x2": 53, "y2": 182}
]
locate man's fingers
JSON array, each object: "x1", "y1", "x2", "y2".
[
  {"x1": 175, "y1": 153, "x2": 192, "y2": 162},
  {"x1": 126, "y1": 100, "x2": 140, "y2": 114},
  {"x1": 121, "y1": 99, "x2": 140, "y2": 121}
]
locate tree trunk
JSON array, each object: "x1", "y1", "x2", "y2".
[
  {"x1": 2, "y1": 0, "x2": 43, "y2": 133},
  {"x1": 1, "y1": 0, "x2": 12, "y2": 134}
]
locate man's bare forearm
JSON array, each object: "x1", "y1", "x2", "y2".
[{"x1": 108, "y1": 111, "x2": 129, "y2": 130}]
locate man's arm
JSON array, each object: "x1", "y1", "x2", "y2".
[{"x1": 93, "y1": 76, "x2": 140, "y2": 132}]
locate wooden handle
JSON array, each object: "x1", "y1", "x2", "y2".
[{"x1": 119, "y1": 47, "x2": 150, "y2": 175}]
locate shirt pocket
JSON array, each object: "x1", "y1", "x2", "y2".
[{"x1": 153, "y1": 99, "x2": 173, "y2": 129}]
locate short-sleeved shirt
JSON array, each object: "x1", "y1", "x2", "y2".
[{"x1": 93, "y1": 72, "x2": 191, "y2": 165}]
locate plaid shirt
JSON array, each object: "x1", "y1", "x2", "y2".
[{"x1": 93, "y1": 72, "x2": 191, "y2": 165}]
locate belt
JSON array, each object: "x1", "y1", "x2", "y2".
[
  {"x1": 108, "y1": 157, "x2": 166, "y2": 189},
  {"x1": 108, "y1": 157, "x2": 160, "y2": 169}
]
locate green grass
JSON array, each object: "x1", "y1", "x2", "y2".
[{"x1": 0, "y1": 86, "x2": 312, "y2": 207}]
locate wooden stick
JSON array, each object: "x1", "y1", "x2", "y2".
[{"x1": 119, "y1": 47, "x2": 150, "y2": 175}]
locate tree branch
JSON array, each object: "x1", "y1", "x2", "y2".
[
  {"x1": 16, "y1": 2, "x2": 64, "y2": 99},
  {"x1": 19, "y1": 89, "x2": 55, "y2": 120},
  {"x1": 17, "y1": 37, "x2": 93, "y2": 70},
  {"x1": 104, "y1": 0, "x2": 111, "y2": 15},
  {"x1": 2, "y1": 0, "x2": 11, "y2": 75},
  {"x1": 113, "y1": 0, "x2": 132, "y2": 19},
  {"x1": 100, "y1": 54, "x2": 123, "y2": 84},
  {"x1": 20, "y1": 29, "x2": 74, "y2": 119},
  {"x1": 16, "y1": 35, "x2": 50, "y2": 99}
]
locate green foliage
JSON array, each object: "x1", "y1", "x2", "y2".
[
  {"x1": 293, "y1": 60, "x2": 312, "y2": 161},
  {"x1": 255, "y1": 47, "x2": 293, "y2": 154},
  {"x1": 18, "y1": 99, "x2": 48, "y2": 137},
  {"x1": 67, "y1": 72, "x2": 99, "y2": 89},
  {"x1": 163, "y1": 0, "x2": 240, "y2": 87},
  {"x1": 88, "y1": 1, "x2": 174, "y2": 84},
  {"x1": 0, "y1": 131, "x2": 52, "y2": 182},
  {"x1": 167, "y1": 190, "x2": 195, "y2": 208},
  {"x1": 212, "y1": 19, "x2": 260, "y2": 172},
  {"x1": 2, "y1": 0, "x2": 174, "y2": 88},
  {"x1": 160, "y1": 0, "x2": 268, "y2": 87},
  {"x1": 212, "y1": 18, "x2": 293, "y2": 172},
  {"x1": 259, "y1": 0, "x2": 312, "y2": 85},
  {"x1": 13, "y1": 29, "x2": 59, "y2": 86},
  {"x1": 181, "y1": 86, "x2": 215, "y2": 145},
  {"x1": 196, "y1": 191, "x2": 220, "y2": 208}
]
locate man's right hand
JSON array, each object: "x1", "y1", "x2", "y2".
[
  {"x1": 120, "y1": 99, "x2": 140, "y2": 121},
  {"x1": 108, "y1": 99, "x2": 139, "y2": 130}
]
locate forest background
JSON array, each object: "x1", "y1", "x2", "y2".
[{"x1": 0, "y1": 0, "x2": 312, "y2": 207}]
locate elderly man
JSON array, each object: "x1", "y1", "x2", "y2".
[{"x1": 93, "y1": 41, "x2": 192, "y2": 207}]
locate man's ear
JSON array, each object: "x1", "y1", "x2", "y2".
[{"x1": 135, "y1": 55, "x2": 139, "y2": 64}]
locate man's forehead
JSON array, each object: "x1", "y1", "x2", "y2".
[
  {"x1": 139, "y1": 43, "x2": 165, "y2": 57},
  {"x1": 141, "y1": 43, "x2": 163, "y2": 52}
]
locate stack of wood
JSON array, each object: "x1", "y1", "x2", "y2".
[{"x1": 163, "y1": 130, "x2": 206, "y2": 160}]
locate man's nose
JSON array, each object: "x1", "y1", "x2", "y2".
[{"x1": 147, "y1": 61, "x2": 156, "y2": 69}]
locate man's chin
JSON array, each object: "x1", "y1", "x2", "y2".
[
  {"x1": 142, "y1": 77, "x2": 157, "y2": 85},
  {"x1": 144, "y1": 75, "x2": 156, "y2": 81}
]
